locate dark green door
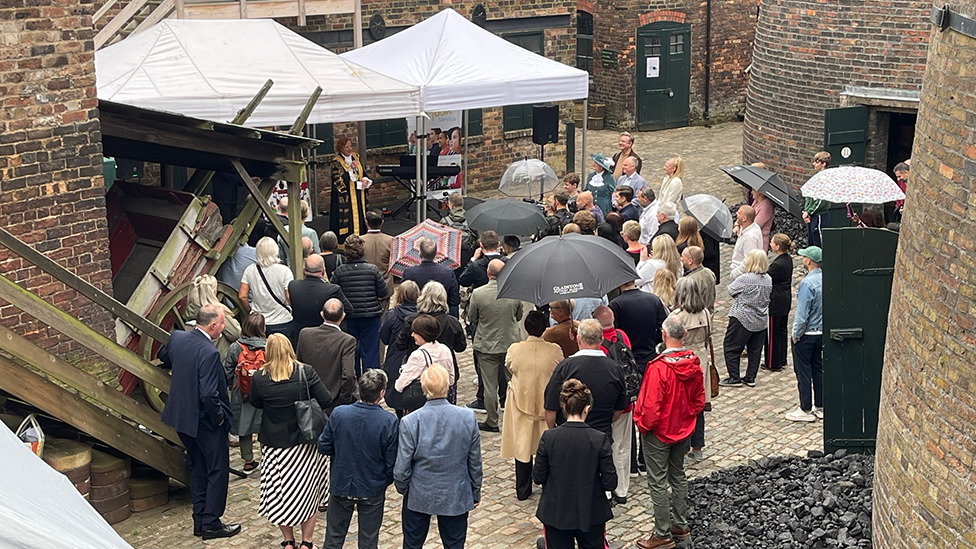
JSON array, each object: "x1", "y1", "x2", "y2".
[
  {"x1": 823, "y1": 106, "x2": 868, "y2": 166},
  {"x1": 636, "y1": 23, "x2": 690, "y2": 131},
  {"x1": 821, "y1": 227, "x2": 898, "y2": 454}
]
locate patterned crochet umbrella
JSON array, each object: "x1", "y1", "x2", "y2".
[
  {"x1": 389, "y1": 219, "x2": 463, "y2": 278},
  {"x1": 800, "y1": 166, "x2": 906, "y2": 204}
]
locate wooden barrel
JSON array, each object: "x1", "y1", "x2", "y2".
[
  {"x1": 41, "y1": 438, "x2": 91, "y2": 498},
  {"x1": 89, "y1": 449, "x2": 131, "y2": 524},
  {"x1": 129, "y1": 468, "x2": 169, "y2": 512}
]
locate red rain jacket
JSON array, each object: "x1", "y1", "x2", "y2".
[{"x1": 632, "y1": 348, "x2": 706, "y2": 444}]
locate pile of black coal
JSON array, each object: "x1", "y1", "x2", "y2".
[
  {"x1": 685, "y1": 450, "x2": 873, "y2": 548},
  {"x1": 727, "y1": 203, "x2": 808, "y2": 249}
]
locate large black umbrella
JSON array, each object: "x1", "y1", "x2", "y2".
[
  {"x1": 720, "y1": 165, "x2": 804, "y2": 219},
  {"x1": 466, "y1": 198, "x2": 548, "y2": 236},
  {"x1": 496, "y1": 233, "x2": 638, "y2": 306}
]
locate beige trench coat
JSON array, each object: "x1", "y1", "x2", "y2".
[
  {"x1": 500, "y1": 336, "x2": 564, "y2": 463},
  {"x1": 673, "y1": 308, "x2": 713, "y2": 403}
]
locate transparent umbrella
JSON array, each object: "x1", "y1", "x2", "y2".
[
  {"x1": 679, "y1": 194, "x2": 735, "y2": 240},
  {"x1": 498, "y1": 158, "x2": 560, "y2": 198}
]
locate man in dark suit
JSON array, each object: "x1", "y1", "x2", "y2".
[
  {"x1": 297, "y1": 298, "x2": 359, "y2": 414},
  {"x1": 609, "y1": 280, "x2": 669, "y2": 368},
  {"x1": 652, "y1": 201, "x2": 679, "y2": 242},
  {"x1": 159, "y1": 304, "x2": 241, "y2": 540},
  {"x1": 288, "y1": 254, "x2": 352, "y2": 335},
  {"x1": 457, "y1": 231, "x2": 506, "y2": 289},
  {"x1": 402, "y1": 237, "x2": 461, "y2": 317}
]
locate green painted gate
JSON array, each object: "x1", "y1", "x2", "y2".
[
  {"x1": 636, "y1": 22, "x2": 690, "y2": 131},
  {"x1": 823, "y1": 106, "x2": 868, "y2": 166},
  {"x1": 821, "y1": 227, "x2": 898, "y2": 454}
]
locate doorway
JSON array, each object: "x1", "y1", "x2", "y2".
[
  {"x1": 885, "y1": 112, "x2": 916, "y2": 174},
  {"x1": 636, "y1": 22, "x2": 691, "y2": 131}
]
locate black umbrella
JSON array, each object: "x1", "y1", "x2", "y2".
[
  {"x1": 720, "y1": 165, "x2": 804, "y2": 219},
  {"x1": 496, "y1": 233, "x2": 638, "y2": 306},
  {"x1": 466, "y1": 198, "x2": 548, "y2": 236}
]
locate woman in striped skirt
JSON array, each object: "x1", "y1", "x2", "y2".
[{"x1": 250, "y1": 334, "x2": 333, "y2": 549}]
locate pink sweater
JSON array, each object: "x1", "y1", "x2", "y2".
[{"x1": 395, "y1": 341, "x2": 456, "y2": 391}]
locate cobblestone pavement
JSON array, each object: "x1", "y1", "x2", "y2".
[{"x1": 115, "y1": 122, "x2": 823, "y2": 549}]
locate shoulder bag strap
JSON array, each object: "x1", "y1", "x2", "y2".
[
  {"x1": 256, "y1": 265, "x2": 290, "y2": 312},
  {"x1": 297, "y1": 362, "x2": 310, "y2": 401}
]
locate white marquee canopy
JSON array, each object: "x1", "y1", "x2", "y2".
[
  {"x1": 341, "y1": 8, "x2": 590, "y2": 111},
  {"x1": 95, "y1": 19, "x2": 423, "y2": 127}
]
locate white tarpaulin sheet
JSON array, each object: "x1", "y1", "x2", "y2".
[
  {"x1": 95, "y1": 19, "x2": 423, "y2": 126},
  {"x1": 0, "y1": 423, "x2": 134, "y2": 549},
  {"x1": 341, "y1": 8, "x2": 589, "y2": 112}
]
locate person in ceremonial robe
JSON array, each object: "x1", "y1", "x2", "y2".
[{"x1": 330, "y1": 137, "x2": 370, "y2": 242}]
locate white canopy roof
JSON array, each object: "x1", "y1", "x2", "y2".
[
  {"x1": 341, "y1": 9, "x2": 589, "y2": 112},
  {"x1": 95, "y1": 19, "x2": 423, "y2": 126},
  {"x1": 0, "y1": 423, "x2": 133, "y2": 549}
]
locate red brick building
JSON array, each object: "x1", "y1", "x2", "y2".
[
  {"x1": 742, "y1": 0, "x2": 931, "y2": 189},
  {"x1": 0, "y1": 0, "x2": 115, "y2": 352},
  {"x1": 584, "y1": 0, "x2": 757, "y2": 130}
]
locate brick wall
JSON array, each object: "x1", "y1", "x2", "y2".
[
  {"x1": 874, "y1": 5, "x2": 976, "y2": 547},
  {"x1": 741, "y1": 0, "x2": 931, "y2": 188},
  {"x1": 278, "y1": 3, "x2": 576, "y2": 210},
  {"x1": 0, "y1": 0, "x2": 115, "y2": 353},
  {"x1": 590, "y1": 0, "x2": 755, "y2": 129}
]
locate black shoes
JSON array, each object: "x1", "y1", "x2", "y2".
[
  {"x1": 742, "y1": 378, "x2": 756, "y2": 387},
  {"x1": 478, "y1": 422, "x2": 499, "y2": 432},
  {"x1": 612, "y1": 494, "x2": 627, "y2": 504},
  {"x1": 718, "y1": 377, "x2": 742, "y2": 387},
  {"x1": 201, "y1": 523, "x2": 242, "y2": 540},
  {"x1": 466, "y1": 400, "x2": 486, "y2": 410}
]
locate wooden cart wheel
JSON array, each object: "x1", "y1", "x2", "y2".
[{"x1": 140, "y1": 281, "x2": 244, "y2": 412}]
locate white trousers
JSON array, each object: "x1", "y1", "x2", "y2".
[{"x1": 610, "y1": 411, "x2": 633, "y2": 498}]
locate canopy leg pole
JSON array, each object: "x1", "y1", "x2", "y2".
[
  {"x1": 416, "y1": 117, "x2": 423, "y2": 222},
  {"x1": 463, "y1": 110, "x2": 469, "y2": 196},
  {"x1": 420, "y1": 120, "x2": 428, "y2": 223},
  {"x1": 581, "y1": 99, "x2": 588, "y2": 183}
]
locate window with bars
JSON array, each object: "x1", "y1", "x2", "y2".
[
  {"x1": 669, "y1": 34, "x2": 684, "y2": 54},
  {"x1": 576, "y1": 11, "x2": 593, "y2": 72}
]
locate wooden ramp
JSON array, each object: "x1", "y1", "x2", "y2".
[{"x1": 0, "y1": 228, "x2": 188, "y2": 485}]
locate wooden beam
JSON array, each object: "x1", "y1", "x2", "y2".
[
  {"x1": 0, "y1": 356, "x2": 188, "y2": 484},
  {"x1": 94, "y1": 0, "x2": 152, "y2": 49},
  {"x1": 93, "y1": 0, "x2": 120, "y2": 23},
  {"x1": 182, "y1": 0, "x2": 354, "y2": 19},
  {"x1": 298, "y1": 0, "x2": 306, "y2": 25},
  {"x1": 175, "y1": 0, "x2": 185, "y2": 17},
  {"x1": 0, "y1": 324, "x2": 181, "y2": 446},
  {"x1": 133, "y1": 0, "x2": 175, "y2": 36},
  {"x1": 290, "y1": 87, "x2": 322, "y2": 136},
  {"x1": 0, "y1": 274, "x2": 171, "y2": 392},
  {"x1": 186, "y1": 79, "x2": 274, "y2": 197},
  {"x1": 0, "y1": 226, "x2": 171, "y2": 345},
  {"x1": 239, "y1": 0, "x2": 247, "y2": 18},
  {"x1": 287, "y1": 173, "x2": 303, "y2": 279},
  {"x1": 206, "y1": 179, "x2": 276, "y2": 276},
  {"x1": 231, "y1": 159, "x2": 290, "y2": 243}
]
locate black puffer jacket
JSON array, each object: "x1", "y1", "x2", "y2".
[{"x1": 330, "y1": 258, "x2": 388, "y2": 318}]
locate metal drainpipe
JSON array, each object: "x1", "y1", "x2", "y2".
[{"x1": 704, "y1": 0, "x2": 712, "y2": 120}]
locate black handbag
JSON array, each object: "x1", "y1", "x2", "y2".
[
  {"x1": 294, "y1": 363, "x2": 326, "y2": 443},
  {"x1": 400, "y1": 349, "x2": 432, "y2": 412}
]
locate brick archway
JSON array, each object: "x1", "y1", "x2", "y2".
[
  {"x1": 638, "y1": 10, "x2": 686, "y2": 26},
  {"x1": 576, "y1": 0, "x2": 593, "y2": 14}
]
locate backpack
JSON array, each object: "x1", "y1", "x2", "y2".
[
  {"x1": 603, "y1": 330, "x2": 643, "y2": 402},
  {"x1": 235, "y1": 345, "x2": 266, "y2": 402},
  {"x1": 443, "y1": 216, "x2": 478, "y2": 253}
]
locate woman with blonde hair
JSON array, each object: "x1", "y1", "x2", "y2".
[
  {"x1": 240, "y1": 236, "x2": 294, "y2": 344},
  {"x1": 675, "y1": 216, "x2": 704, "y2": 255},
  {"x1": 719, "y1": 249, "x2": 772, "y2": 388},
  {"x1": 636, "y1": 234, "x2": 681, "y2": 292},
  {"x1": 660, "y1": 156, "x2": 684, "y2": 206},
  {"x1": 187, "y1": 274, "x2": 241, "y2": 361},
  {"x1": 250, "y1": 334, "x2": 332, "y2": 549},
  {"x1": 651, "y1": 268, "x2": 676, "y2": 310},
  {"x1": 672, "y1": 278, "x2": 713, "y2": 463},
  {"x1": 764, "y1": 233, "x2": 795, "y2": 371},
  {"x1": 396, "y1": 281, "x2": 467, "y2": 404}
]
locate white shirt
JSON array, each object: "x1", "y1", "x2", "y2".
[
  {"x1": 569, "y1": 348, "x2": 606, "y2": 358},
  {"x1": 660, "y1": 176, "x2": 683, "y2": 206},
  {"x1": 730, "y1": 222, "x2": 764, "y2": 280},
  {"x1": 635, "y1": 258, "x2": 666, "y2": 292},
  {"x1": 639, "y1": 199, "x2": 660, "y2": 244}
]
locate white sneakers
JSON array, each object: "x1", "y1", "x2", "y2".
[
  {"x1": 785, "y1": 407, "x2": 817, "y2": 422},
  {"x1": 812, "y1": 407, "x2": 824, "y2": 420}
]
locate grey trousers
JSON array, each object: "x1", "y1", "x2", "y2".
[
  {"x1": 641, "y1": 431, "x2": 689, "y2": 538},
  {"x1": 478, "y1": 352, "x2": 509, "y2": 428}
]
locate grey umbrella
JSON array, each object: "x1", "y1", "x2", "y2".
[
  {"x1": 466, "y1": 198, "x2": 549, "y2": 236},
  {"x1": 720, "y1": 165, "x2": 804, "y2": 219},
  {"x1": 496, "y1": 233, "x2": 638, "y2": 306}
]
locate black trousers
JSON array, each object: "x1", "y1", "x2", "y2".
[
  {"x1": 515, "y1": 458, "x2": 533, "y2": 500},
  {"x1": 764, "y1": 315, "x2": 789, "y2": 369},
  {"x1": 402, "y1": 502, "x2": 467, "y2": 549},
  {"x1": 723, "y1": 316, "x2": 766, "y2": 383},
  {"x1": 473, "y1": 350, "x2": 509, "y2": 404},
  {"x1": 178, "y1": 426, "x2": 229, "y2": 531},
  {"x1": 542, "y1": 523, "x2": 607, "y2": 549}
]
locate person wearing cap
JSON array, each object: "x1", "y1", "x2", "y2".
[
  {"x1": 585, "y1": 154, "x2": 616, "y2": 216},
  {"x1": 786, "y1": 246, "x2": 824, "y2": 423}
]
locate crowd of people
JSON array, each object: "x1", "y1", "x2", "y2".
[{"x1": 156, "y1": 133, "x2": 897, "y2": 549}]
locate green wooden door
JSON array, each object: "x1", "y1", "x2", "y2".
[
  {"x1": 637, "y1": 23, "x2": 691, "y2": 131},
  {"x1": 821, "y1": 227, "x2": 898, "y2": 454},
  {"x1": 823, "y1": 106, "x2": 868, "y2": 166}
]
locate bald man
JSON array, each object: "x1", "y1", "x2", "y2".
[
  {"x1": 288, "y1": 255, "x2": 352, "y2": 334},
  {"x1": 467, "y1": 258, "x2": 523, "y2": 432}
]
